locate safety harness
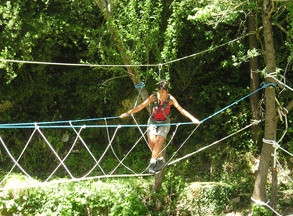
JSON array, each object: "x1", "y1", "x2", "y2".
[{"x1": 151, "y1": 92, "x2": 172, "y2": 121}]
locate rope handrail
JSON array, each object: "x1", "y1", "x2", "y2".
[
  {"x1": 0, "y1": 58, "x2": 158, "y2": 67},
  {"x1": 201, "y1": 82, "x2": 275, "y2": 123},
  {"x1": 0, "y1": 82, "x2": 274, "y2": 129}
]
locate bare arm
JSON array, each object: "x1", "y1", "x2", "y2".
[
  {"x1": 120, "y1": 94, "x2": 154, "y2": 118},
  {"x1": 171, "y1": 95, "x2": 200, "y2": 124}
]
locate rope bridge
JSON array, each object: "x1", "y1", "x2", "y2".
[
  {"x1": 0, "y1": 82, "x2": 273, "y2": 192},
  {"x1": 0, "y1": 79, "x2": 291, "y2": 215}
]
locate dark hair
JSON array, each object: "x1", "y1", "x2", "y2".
[{"x1": 157, "y1": 81, "x2": 169, "y2": 91}]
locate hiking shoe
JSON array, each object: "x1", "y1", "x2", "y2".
[
  {"x1": 148, "y1": 161, "x2": 156, "y2": 174},
  {"x1": 154, "y1": 158, "x2": 166, "y2": 172}
]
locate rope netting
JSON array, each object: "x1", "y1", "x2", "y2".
[
  {"x1": 0, "y1": 82, "x2": 273, "y2": 191},
  {"x1": 0, "y1": 76, "x2": 291, "y2": 215}
]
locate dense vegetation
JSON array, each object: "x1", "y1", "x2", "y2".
[{"x1": 0, "y1": 0, "x2": 293, "y2": 214}]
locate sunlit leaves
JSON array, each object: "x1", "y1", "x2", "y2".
[
  {"x1": 188, "y1": 0, "x2": 247, "y2": 27},
  {"x1": 112, "y1": 0, "x2": 163, "y2": 67},
  {"x1": 0, "y1": 48, "x2": 17, "y2": 84},
  {"x1": 162, "y1": 1, "x2": 190, "y2": 62},
  {"x1": 232, "y1": 48, "x2": 261, "y2": 67}
]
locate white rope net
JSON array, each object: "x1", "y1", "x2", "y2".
[{"x1": 0, "y1": 72, "x2": 292, "y2": 215}]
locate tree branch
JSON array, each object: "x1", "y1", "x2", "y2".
[
  {"x1": 94, "y1": 0, "x2": 150, "y2": 112},
  {"x1": 273, "y1": 22, "x2": 293, "y2": 40}
]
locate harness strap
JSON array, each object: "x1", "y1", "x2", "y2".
[
  {"x1": 151, "y1": 92, "x2": 171, "y2": 120},
  {"x1": 161, "y1": 97, "x2": 171, "y2": 119}
]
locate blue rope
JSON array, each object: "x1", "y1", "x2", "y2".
[
  {"x1": 0, "y1": 122, "x2": 192, "y2": 129},
  {"x1": 200, "y1": 82, "x2": 276, "y2": 123},
  {"x1": 0, "y1": 82, "x2": 145, "y2": 128},
  {"x1": 0, "y1": 83, "x2": 275, "y2": 129},
  {"x1": 133, "y1": 82, "x2": 145, "y2": 108}
]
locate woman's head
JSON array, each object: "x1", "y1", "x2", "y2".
[{"x1": 157, "y1": 81, "x2": 169, "y2": 92}]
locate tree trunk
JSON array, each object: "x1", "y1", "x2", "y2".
[
  {"x1": 94, "y1": 0, "x2": 149, "y2": 105},
  {"x1": 95, "y1": 0, "x2": 164, "y2": 191},
  {"x1": 248, "y1": 13, "x2": 262, "y2": 150},
  {"x1": 252, "y1": 0, "x2": 278, "y2": 211}
]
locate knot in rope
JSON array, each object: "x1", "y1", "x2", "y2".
[
  {"x1": 133, "y1": 82, "x2": 145, "y2": 108},
  {"x1": 263, "y1": 138, "x2": 279, "y2": 149},
  {"x1": 135, "y1": 82, "x2": 145, "y2": 89},
  {"x1": 265, "y1": 72, "x2": 279, "y2": 78},
  {"x1": 277, "y1": 107, "x2": 288, "y2": 122},
  {"x1": 250, "y1": 119, "x2": 261, "y2": 125},
  {"x1": 265, "y1": 73, "x2": 293, "y2": 92},
  {"x1": 34, "y1": 122, "x2": 39, "y2": 129},
  {"x1": 260, "y1": 82, "x2": 276, "y2": 89}
]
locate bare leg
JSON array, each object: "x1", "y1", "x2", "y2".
[
  {"x1": 147, "y1": 135, "x2": 166, "y2": 174},
  {"x1": 148, "y1": 134, "x2": 156, "y2": 151},
  {"x1": 151, "y1": 135, "x2": 165, "y2": 159}
]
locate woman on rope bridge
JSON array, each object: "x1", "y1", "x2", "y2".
[{"x1": 120, "y1": 81, "x2": 200, "y2": 174}]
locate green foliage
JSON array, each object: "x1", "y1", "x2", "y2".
[
  {"x1": 251, "y1": 204, "x2": 272, "y2": 216},
  {"x1": 0, "y1": 153, "x2": 292, "y2": 215},
  {"x1": 182, "y1": 182, "x2": 235, "y2": 214},
  {"x1": 111, "y1": 187, "x2": 149, "y2": 215},
  {"x1": 109, "y1": 0, "x2": 165, "y2": 83},
  {"x1": 0, "y1": 0, "x2": 133, "y2": 123},
  {"x1": 232, "y1": 48, "x2": 261, "y2": 67},
  {"x1": 161, "y1": 0, "x2": 191, "y2": 61},
  {"x1": 0, "y1": 177, "x2": 150, "y2": 215},
  {"x1": 188, "y1": 0, "x2": 248, "y2": 26},
  {"x1": 161, "y1": 170, "x2": 186, "y2": 212}
]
